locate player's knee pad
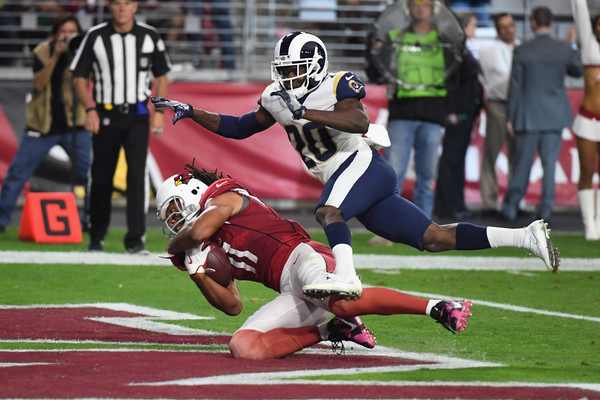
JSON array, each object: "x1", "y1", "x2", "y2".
[{"x1": 296, "y1": 252, "x2": 327, "y2": 285}]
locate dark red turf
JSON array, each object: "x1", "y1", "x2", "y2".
[{"x1": 1, "y1": 307, "x2": 597, "y2": 399}]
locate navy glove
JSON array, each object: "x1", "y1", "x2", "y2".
[
  {"x1": 151, "y1": 96, "x2": 194, "y2": 125},
  {"x1": 270, "y1": 90, "x2": 307, "y2": 120}
]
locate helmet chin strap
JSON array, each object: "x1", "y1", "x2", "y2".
[{"x1": 288, "y1": 84, "x2": 308, "y2": 99}]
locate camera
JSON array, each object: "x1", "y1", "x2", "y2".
[{"x1": 67, "y1": 34, "x2": 85, "y2": 55}]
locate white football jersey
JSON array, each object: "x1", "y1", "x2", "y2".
[{"x1": 259, "y1": 71, "x2": 370, "y2": 184}]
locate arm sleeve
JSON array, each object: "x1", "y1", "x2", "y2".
[
  {"x1": 506, "y1": 50, "x2": 522, "y2": 124},
  {"x1": 215, "y1": 111, "x2": 267, "y2": 139},
  {"x1": 151, "y1": 34, "x2": 171, "y2": 77},
  {"x1": 32, "y1": 54, "x2": 43, "y2": 74},
  {"x1": 70, "y1": 31, "x2": 94, "y2": 77},
  {"x1": 572, "y1": 0, "x2": 600, "y2": 65}
]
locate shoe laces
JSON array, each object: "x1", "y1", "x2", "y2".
[
  {"x1": 330, "y1": 340, "x2": 345, "y2": 355},
  {"x1": 327, "y1": 316, "x2": 376, "y2": 354}
]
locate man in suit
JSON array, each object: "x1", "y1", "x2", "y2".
[{"x1": 502, "y1": 6, "x2": 582, "y2": 222}]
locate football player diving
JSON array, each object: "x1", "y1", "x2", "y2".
[
  {"x1": 152, "y1": 31, "x2": 560, "y2": 301},
  {"x1": 156, "y1": 162, "x2": 473, "y2": 360}
]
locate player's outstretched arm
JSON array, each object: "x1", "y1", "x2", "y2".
[
  {"x1": 151, "y1": 96, "x2": 220, "y2": 129},
  {"x1": 151, "y1": 96, "x2": 275, "y2": 139}
]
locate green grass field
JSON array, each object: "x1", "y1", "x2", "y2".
[{"x1": 1, "y1": 226, "x2": 599, "y2": 388}]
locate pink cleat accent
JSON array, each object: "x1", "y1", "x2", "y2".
[
  {"x1": 327, "y1": 316, "x2": 376, "y2": 351},
  {"x1": 430, "y1": 300, "x2": 473, "y2": 333}
]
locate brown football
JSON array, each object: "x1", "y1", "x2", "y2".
[{"x1": 204, "y1": 243, "x2": 232, "y2": 287}]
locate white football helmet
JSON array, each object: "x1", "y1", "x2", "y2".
[
  {"x1": 156, "y1": 174, "x2": 208, "y2": 239},
  {"x1": 271, "y1": 31, "x2": 329, "y2": 99}
]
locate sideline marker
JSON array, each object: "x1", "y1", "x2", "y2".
[{"x1": 18, "y1": 192, "x2": 82, "y2": 243}]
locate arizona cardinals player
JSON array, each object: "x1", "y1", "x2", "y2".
[
  {"x1": 156, "y1": 163, "x2": 473, "y2": 359},
  {"x1": 152, "y1": 31, "x2": 559, "y2": 299}
]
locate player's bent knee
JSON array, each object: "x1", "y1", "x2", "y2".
[
  {"x1": 328, "y1": 295, "x2": 356, "y2": 317},
  {"x1": 315, "y1": 205, "x2": 344, "y2": 226},
  {"x1": 229, "y1": 329, "x2": 266, "y2": 360},
  {"x1": 422, "y1": 223, "x2": 456, "y2": 252}
]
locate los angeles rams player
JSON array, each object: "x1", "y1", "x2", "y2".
[{"x1": 152, "y1": 31, "x2": 560, "y2": 299}]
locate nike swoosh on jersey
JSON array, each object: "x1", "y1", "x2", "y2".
[{"x1": 345, "y1": 74, "x2": 355, "y2": 80}]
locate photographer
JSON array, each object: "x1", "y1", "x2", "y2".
[{"x1": 0, "y1": 15, "x2": 91, "y2": 233}]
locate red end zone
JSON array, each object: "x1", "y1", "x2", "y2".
[{"x1": 0, "y1": 305, "x2": 597, "y2": 399}]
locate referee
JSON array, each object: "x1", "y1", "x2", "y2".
[{"x1": 71, "y1": 0, "x2": 170, "y2": 254}]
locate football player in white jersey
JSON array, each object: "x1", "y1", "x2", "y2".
[{"x1": 152, "y1": 31, "x2": 560, "y2": 298}]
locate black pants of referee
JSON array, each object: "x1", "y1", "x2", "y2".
[{"x1": 88, "y1": 109, "x2": 149, "y2": 250}]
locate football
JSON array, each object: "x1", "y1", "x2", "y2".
[{"x1": 204, "y1": 243, "x2": 232, "y2": 287}]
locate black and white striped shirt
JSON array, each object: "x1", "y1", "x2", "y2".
[{"x1": 70, "y1": 19, "x2": 170, "y2": 106}]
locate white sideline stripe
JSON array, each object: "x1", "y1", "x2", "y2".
[
  {"x1": 1, "y1": 251, "x2": 599, "y2": 271},
  {"x1": 354, "y1": 255, "x2": 600, "y2": 271}
]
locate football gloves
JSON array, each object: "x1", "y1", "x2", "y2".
[
  {"x1": 362, "y1": 124, "x2": 391, "y2": 150},
  {"x1": 270, "y1": 89, "x2": 307, "y2": 120},
  {"x1": 151, "y1": 96, "x2": 194, "y2": 125}
]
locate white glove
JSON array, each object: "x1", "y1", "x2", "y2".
[
  {"x1": 270, "y1": 89, "x2": 307, "y2": 119},
  {"x1": 362, "y1": 123, "x2": 391, "y2": 150},
  {"x1": 184, "y1": 242, "x2": 215, "y2": 275}
]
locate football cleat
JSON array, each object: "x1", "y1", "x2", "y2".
[
  {"x1": 523, "y1": 219, "x2": 560, "y2": 272},
  {"x1": 327, "y1": 316, "x2": 376, "y2": 354},
  {"x1": 303, "y1": 274, "x2": 362, "y2": 299},
  {"x1": 430, "y1": 300, "x2": 472, "y2": 334}
]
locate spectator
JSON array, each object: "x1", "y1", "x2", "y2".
[
  {"x1": 501, "y1": 6, "x2": 583, "y2": 222},
  {"x1": 141, "y1": 0, "x2": 183, "y2": 43},
  {"x1": 571, "y1": 0, "x2": 600, "y2": 240},
  {"x1": 434, "y1": 12, "x2": 483, "y2": 219},
  {"x1": 153, "y1": 0, "x2": 236, "y2": 70},
  {"x1": 0, "y1": 2, "x2": 21, "y2": 66},
  {"x1": 478, "y1": 13, "x2": 519, "y2": 218},
  {"x1": 156, "y1": 164, "x2": 473, "y2": 358},
  {"x1": 383, "y1": 0, "x2": 458, "y2": 217},
  {"x1": 0, "y1": 15, "x2": 91, "y2": 234},
  {"x1": 185, "y1": 0, "x2": 236, "y2": 70},
  {"x1": 70, "y1": 0, "x2": 170, "y2": 254}
]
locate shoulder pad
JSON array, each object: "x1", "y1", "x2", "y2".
[{"x1": 333, "y1": 71, "x2": 366, "y2": 100}]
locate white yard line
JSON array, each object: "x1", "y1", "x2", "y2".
[{"x1": 1, "y1": 251, "x2": 599, "y2": 271}]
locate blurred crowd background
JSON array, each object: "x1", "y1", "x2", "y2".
[{"x1": 0, "y1": 0, "x2": 594, "y2": 81}]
